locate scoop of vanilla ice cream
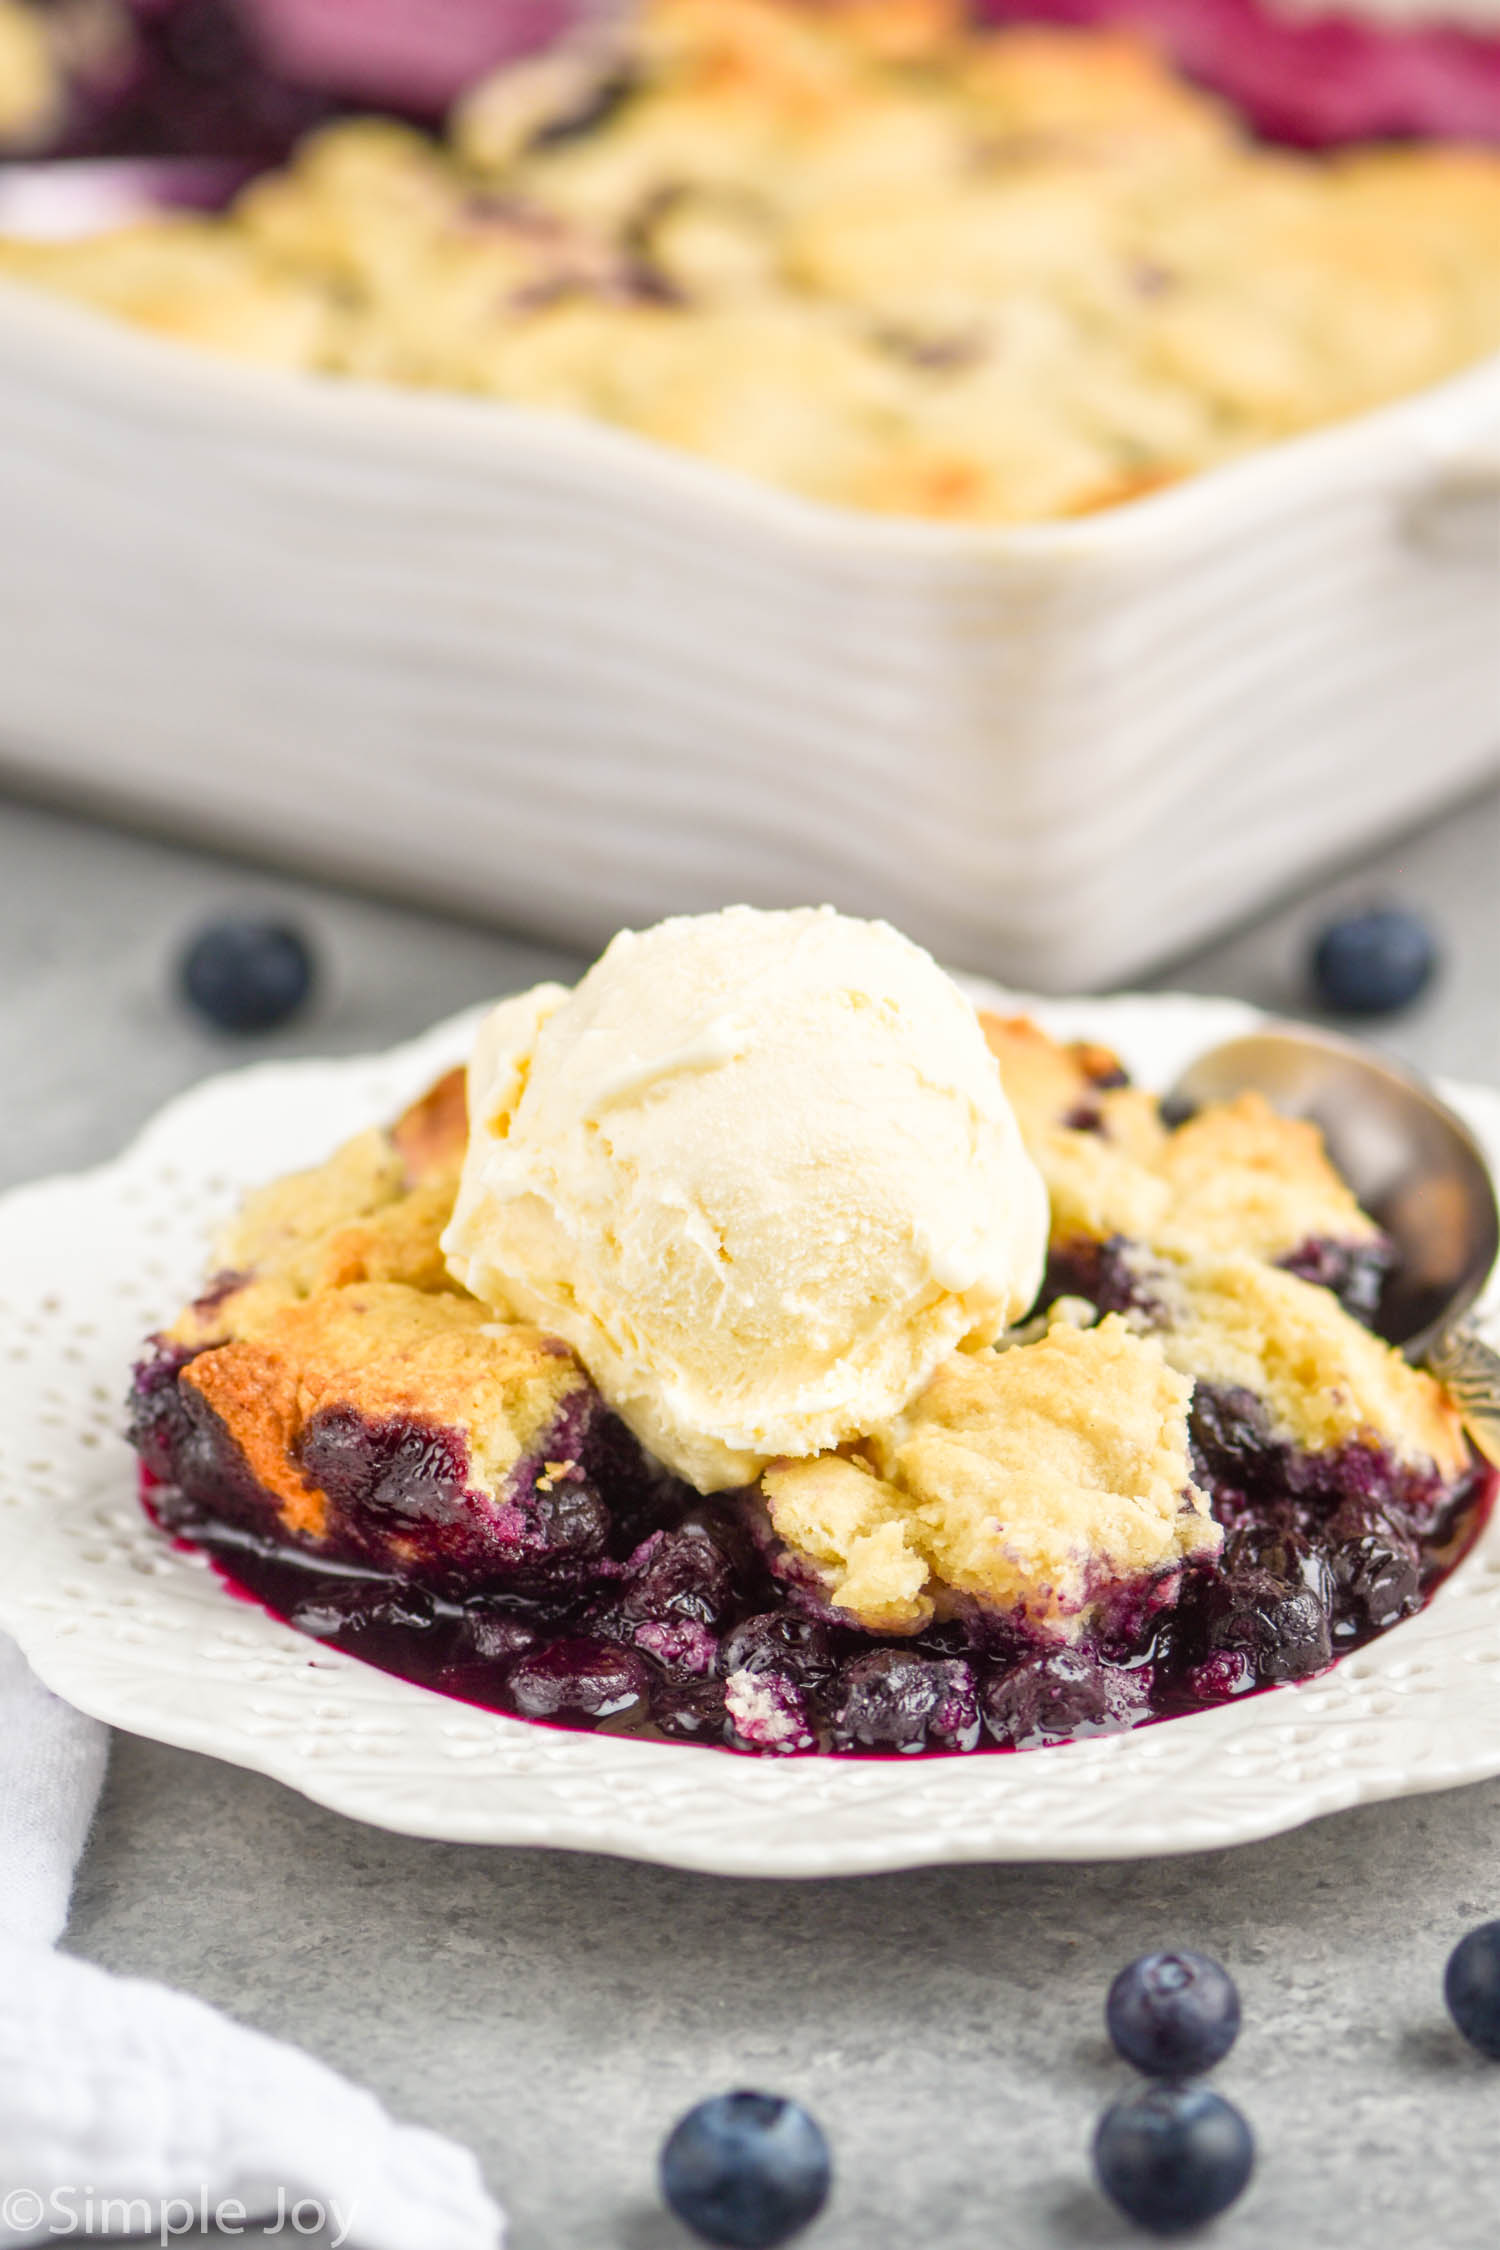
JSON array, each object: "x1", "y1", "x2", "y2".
[{"x1": 441, "y1": 906, "x2": 1049, "y2": 1491}]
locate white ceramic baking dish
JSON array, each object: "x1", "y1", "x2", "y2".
[{"x1": 0, "y1": 270, "x2": 1495, "y2": 989}]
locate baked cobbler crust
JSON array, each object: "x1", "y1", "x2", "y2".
[
  {"x1": 764, "y1": 1315, "x2": 1216, "y2": 1639},
  {"x1": 980, "y1": 1012, "x2": 1382, "y2": 1270},
  {"x1": 129, "y1": 1011, "x2": 1492, "y2": 1757},
  {"x1": 9, "y1": 0, "x2": 1500, "y2": 523}
]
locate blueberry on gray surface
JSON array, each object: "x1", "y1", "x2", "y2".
[
  {"x1": 1309, "y1": 906, "x2": 1437, "y2": 1016},
  {"x1": 1106, "y1": 1951, "x2": 1241, "y2": 2077},
  {"x1": 178, "y1": 916, "x2": 316, "y2": 1033},
  {"x1": 660, "y1": 2092, "x2": 831, "y2": 2248},
  {"x1": 1444, "y1": 1921, "x2": 1500, "y2": 2058},
  {"x1": 1093, "y1": 2083, "x2": 1254, "y2": 2235}
]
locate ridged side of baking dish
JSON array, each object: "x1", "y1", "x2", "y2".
[{"x1": 0, "y1": 275, "x2": 1495, "y2": 987}]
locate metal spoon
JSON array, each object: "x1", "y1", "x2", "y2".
[{"x1": 1165, "y1": 1023, "x2": 1500, "y2": 1464}]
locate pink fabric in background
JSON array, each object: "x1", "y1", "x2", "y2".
[
  {"x1": 241, "y1": 0, "x2": 583, "y2": 110},
  {"x1": 979, "y1": 0, "x2": 1500, "y2": 142}
]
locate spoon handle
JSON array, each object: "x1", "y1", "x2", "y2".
[{"x1": 1428, "y1": 1323, "x2": 1500, "y2": 1470}]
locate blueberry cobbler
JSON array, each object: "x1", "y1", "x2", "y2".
[
  {"x1": 129, "y1": 908, "x2": 1494, "y2": 1758},
  {"x1": 9, "y1": 0, "x2": 1500, "y2": 523}
]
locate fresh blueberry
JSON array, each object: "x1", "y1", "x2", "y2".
[
  {"x1": 1106, "y1": 1951, "x2": 1241, "y2": 2077},
  {"x1": 178, "y1": 916, "x2": 316, "y2": 1033},
  {"x1": 1445, "y1": 1922, "x2": 1500, "y2": 2058},
  {"x1": 660, "y1": 2092, "x2": 831, "y2": 2249},
  {"x1": 1094, "y1": 2084, "x2": 1253, "y2": 2236},
  {"x1": 1310, "y1": 906, "x2": 1437, "y2": 1017}
]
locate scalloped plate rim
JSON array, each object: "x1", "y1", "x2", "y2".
[{"x1": 0, "y1": 980, "x2": 1495, "y2": 1877}]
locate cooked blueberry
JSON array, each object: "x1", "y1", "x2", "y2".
[
  {"x1": 178, "y1": 916, "x2": 316, "y2": 1033},
  {"x1": 981, "y1": 1648, "x2": 1111, "y2": 1747},
  {"x1": 1077, "y1": 1044, "x2": 1131, "y2": 1091},
  {"x1": 1330, "y1": 1531, "x2": 1421, "y2": 1632},
  {"x1": 650, "y1": 1676, "x2": 729, "y2": 1742},
  {"x1": 298, "y1": 1408, "x2": 468, "y2": 1528},
  {"x1": 1200, "y1": 1567, "x2": 1331, "y2": 1684},
  {"x1": 720, "y1": 1613, "x2": 835, "y2": 1691},
  {"x1": 1062, "y1": 1102, "x2": 1106, "y2": 1133},
  {"x1": 506, "y1": 1637, "x2": 647, "y2": 1722},
  {"x1": 528, "y1": 1475, "x2": 612, "y2": 1557},
  {"x1": 1445, "y1": 1922, "x2": 1500, "y2": 2058},
  {"x1": 1310, "y1": 906, "x2": 1437, "y2": 1016},
  {"x1": 633, "y1": 1616, "x2": 720, "y2": 1676},
  {"x1": 1040, "y1": 1235, "x2": 1157, "y2": 1321},
  {"x1": 1187, "y1": 1385, "x2": 1281, "y2": 1496},
  {"x1": 1094, "y1": 2084, "x2": 1253, "y2": 2235},
  {"x1": 1280, "y1": 1235, "x2": 1392, "y2": 1325},
  {"x1": 1182, "y1": 1648, "x2": 1256, "y2": 1703},
  {"x1": 1106, "y1": 1951, "x2": 1241, "y2": 2076},
  {"x1": 453, "y1": 1610, "x2": 542, "y2": 1666},
  {"x1": 622, "y1": 1525, "x2": 734, "y2": 1624},
  {"x1": 660, "y1": 2092, "x2": 831, "y2": 2248},
  {"x1": 1223, "y1": 1523, "x2": 1331, "y2": 1610},
  {"x1": 831, "y1": 1649, "x2": 978, "y2": 1754},
  {"x1": 723, "y1": 1668, "x2": 816, "y2": 1755},
  {"x1": 289, "y1": 1581, "x2": 436, "y2": 1639}
]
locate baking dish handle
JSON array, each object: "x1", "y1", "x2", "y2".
[{"x1": 1405, "y1": 433, "x2": 1500, "y2": 562}]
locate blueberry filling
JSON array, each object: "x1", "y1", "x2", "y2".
[
  {"x1": 830, "y1": 1648, "x2": 980, "y2": 1755},
  {"x1": 1038, "y1": 1235, "x2": 1161, "y2": 1321},
  {"x1": 1040, "y1": 1231, "x2": 1393, "y2": 1331},
  {"x1": 130, "y1": 1345, "x2": 1493, "y2": 1759},
  {"x1": 1279, "y1": 1233, "x2": 1394, "y2": 1324}
]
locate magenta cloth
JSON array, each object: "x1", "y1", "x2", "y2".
[{"x1": 980, "y1": 0, "x2": 1500, "y2": 144}]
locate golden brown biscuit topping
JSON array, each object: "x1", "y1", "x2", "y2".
[
  {"x1": 765, "y1": 1315, "x2": 1216, "y2": 1638},
  {"x1": 8, "y1": 1, "x2": 1500, "y2": 522}
]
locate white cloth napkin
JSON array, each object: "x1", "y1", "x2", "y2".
[{"x1": 0, "y1": 1636, "x2": 504, "y2": 2250}]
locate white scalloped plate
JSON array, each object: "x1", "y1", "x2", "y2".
[{"x1": 2, "y1": 985, "x2": 1498, "y2": 1877}]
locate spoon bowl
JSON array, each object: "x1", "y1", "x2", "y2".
[{"x1": 1166, "y1": 1022, "x2": 1499, "y2": 1359}]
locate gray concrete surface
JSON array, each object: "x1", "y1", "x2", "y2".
[{"x1": 2, "y1": 783, "x2": 1497, "y2": 2250}]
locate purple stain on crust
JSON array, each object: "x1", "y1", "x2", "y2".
[
  {"x1": 1128, "y1": 259, "x2": 1176, "y2": 300},
  {"x1": 872, "y1": 322, "x2": 990, "y2": 373},
  {"x1": 190, "y1": 1268, "x2": 249, "y2": 1321}
]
